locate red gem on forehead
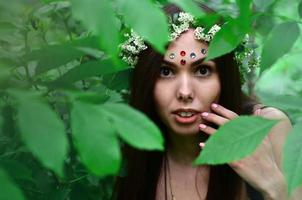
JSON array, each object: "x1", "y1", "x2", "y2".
[
  {"x1": 180, "y1": 59, "x2": 186, "y2": 65},
  {"x1": 180, "y1": 51, "x2": 186, "y2": 56}
]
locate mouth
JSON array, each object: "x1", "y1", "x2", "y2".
[{"x1": 172, "y1": 109, "x2": 201, "y2": 124}]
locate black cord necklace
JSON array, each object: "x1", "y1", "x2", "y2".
[{"x1": 164, "y1": 153, "x2": 203, "y2": 200}]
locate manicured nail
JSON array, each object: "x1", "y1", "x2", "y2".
[
  {"x1": 201, "y1": 112, "x2": 209, "y2": 117},
  {"x1": 212, "y1": 103, "x2": 218, "y2": 108},
  {"x1": 199, "y1": 124, "x2": 207, "y2": 129},
  {"x1": 199, "y1": 142, "x2": 205, "y2": 148}
]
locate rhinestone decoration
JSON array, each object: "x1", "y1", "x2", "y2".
[
  {"x1": 180, "y1": 59, "x2": 186, "y2": 65},
  {"x1": 201, "y1": 48, "x2": 207, "y2": 54},
  {"x1": 169, "y1": 53, "x2": 175, "y2": 59},
  {"x1": 180, "y1": 51, "x2": 186, "y2": 56},
  {"x1": 190, "y1": 52, "x2": 196, "y2": 59}
]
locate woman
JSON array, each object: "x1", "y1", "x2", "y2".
[{"x1": 114, "y1": 3, "x2": 299, "y2": 200}]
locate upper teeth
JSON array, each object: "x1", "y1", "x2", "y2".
[{"x1": 178, "y1": 112, "x2": 195, "y2": 117}]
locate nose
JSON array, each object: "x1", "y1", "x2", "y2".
[{"x1": 176, "y1": 74, "x2": 194, "y2": 103}]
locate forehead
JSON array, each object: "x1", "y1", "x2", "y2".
[{"x1": 164, "y1": 28, "x2": 208, "y2": 60}]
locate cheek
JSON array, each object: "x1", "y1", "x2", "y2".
[
  {"x1": 196, "y1": 79, "x2": 221, "y2": 105},
  {"x1": 154, "y1": 81, "x2": 168, "y2": 109}
]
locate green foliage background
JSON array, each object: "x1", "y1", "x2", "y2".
[{"x1": 0, "y1": 0, "x2": 302, "y2": 199}]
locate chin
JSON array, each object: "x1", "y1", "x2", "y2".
[{"x1": 170, "y1": 123, "x2": 200, "y2": 136}]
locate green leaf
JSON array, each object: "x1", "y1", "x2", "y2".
[
  {"x1": 102, "y1": 103, "x2": 164, "y2": 150},
  {"x1": 50, "y1": 59, "x2": 128, "y2": 86},
  {"x1": 41, "y1": 0, "x2": 63, "y2": 3},
  {"x1": 283, "y1": 122, "x2": 302, "y2": 194},
  {"x1": 237, "y1": 0, "x2": 253, "y2": 18},
  {"x1": 299, "y1": 0, "x2": 302, "y2": 18},
  {"x1": 258, "y1": 93, "x2": 302, "y2": 112},
  {"x1": 253, "y1": 0, "x2": 275, "y2": 12},
  {"x1": 0, "y1": 168, "x2": 25, "y2": 200},
  {"x1": 71, "y1": 102, "x2": 121, "y2": 176},
  {"x1": 102, "y1": 69, "x2": 130, "y2": 91},
  {"x1": 194, "y1": 116, "x2": 277, "y2": 165},
  {"x1": 0, "y1": 160, "x2": 34, "y2": 183},
  {"x1": 0, "y1": 59, "x2": 11, "y2": 83},
  {"x1": 168, "y1": 0, "x2": 205, "y2": 18},
  {"x1": 0, "y1": 109, "x2": 3, "y2": 135},
  {"x1": 207, "y1": 18, "x2": 249, "y2": 60},
  {"x1": 65, "y1": 91, "x2": 110, "y2": 105},
  {"x1": 71, "y1": 0, "x2": 120, "y2": 56},
  {"x1": 9, "y1": 90, "x2": 69, "y2": 177},
  {"x1": 27, "y1": 44, "x2": 85, "y2": 75},
  {"x1": 118, "y1": 0, "x2": 169, "y2": 53},
  {"x1": 260, "y1": 22, "x2": 300, "y2": 74}
]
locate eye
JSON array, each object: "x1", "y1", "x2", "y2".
[
  {"x1": 160, "y1": 66, "x2": 174, "y2": 77},
  {"x1": 195, "y1": 65, "x2": 211, "y2": 77}
]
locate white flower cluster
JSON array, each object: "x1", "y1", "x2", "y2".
[
  {"x1": 170, "y1": 12, "x2": 194, "y2": 41},
  {"x1": 234, "y1": 34, "x2": 261, "y2": 83},
  {"x1": 120, "y1": 30, "x2": 147, "y2": 67},
  {"x1": 119, "y1": 12, "x2": 258, "y2": 80},
  {"x1": 194, "y1": 24, "x2": 221, "y2": 42}
]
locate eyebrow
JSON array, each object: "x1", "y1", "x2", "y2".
[{"x1": 162, "y1": 57, "x2": 207, "y2": 68}]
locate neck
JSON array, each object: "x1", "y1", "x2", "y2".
[{"x1": 166, "y1": 132, "x2": 207, "y2": 166}]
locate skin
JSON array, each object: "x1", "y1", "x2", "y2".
[{"x1": 154, "y1": 29, "x2": 302, "y2": 200}]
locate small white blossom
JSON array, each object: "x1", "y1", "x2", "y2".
[
  {"x1": 178, "y1": 12, "x2": 194, "y2": 23},
  {"x1": 120, "y1": 29, "x2": 147, "y2": 66}
]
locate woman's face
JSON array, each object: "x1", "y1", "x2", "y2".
[{"x1": 154, "y1": 29, "x2": 221, "y2": 136}]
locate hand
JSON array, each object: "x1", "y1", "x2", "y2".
[{"x1": 198, "y1": 103, "x2": 287, "y2": 200}]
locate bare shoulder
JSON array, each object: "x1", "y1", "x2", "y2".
[
  {"x1": 255, "y1": 106, "x2": 293, "y2": 170},
  {"x1": 255, "y1": 106, "x2": 290, "y2": 122}
]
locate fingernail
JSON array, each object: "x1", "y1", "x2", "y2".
[
  {"x1": 212, "y1": 103, "x2": 218, "y2": 108},
  {"x1": 201, "y1": 112, "x2": 209, "y2": 117},
  {"x1": 199, "y1": 124, "x2": 206, "y2": 129},
  {"x1": 199, "y1": 142, "x2": 205, "y2": 148}
]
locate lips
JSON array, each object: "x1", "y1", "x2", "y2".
[{"x1": 172, "y1": 108, "x2": 201, "y2": 124}]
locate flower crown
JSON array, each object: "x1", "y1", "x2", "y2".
[{"x1": 119, "y1": 12, "x2": 260, "y2": 83}]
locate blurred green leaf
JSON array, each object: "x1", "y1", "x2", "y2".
[
  {"x1": 299, "y1": 0, "x2": 302, "y2": 18},
  {"x1": 260, "y1": 22, "x2": 300, "y2": 74},
  {"x1": 258, "y1": 93, "x2": 302, "y2": 112},
  {"x1": 71, "y1": 102, "x2": 121, "y2": 176},
  {"x1": 102, "y1": 103, "x2": 164, "y2": 150},
  {"x1": 66, "y1": 91, "x2": 110, "y2": 104},
  {"x1": 0, "y1": 109, "x2": 3, "y2": 135},
  {"x1": 41, "y1": 0, "x2": 64, "y2": 3},
  {"x1": 0, "y1": 21, "x2": 18, "y2": 36},
  {"x1": 206, "y1": 0, "x2": 253, "y2": 60},
  {"x1": 283, "y1": 122, "x2": 302, "y2": 194},
  {"x1": 28, "y1": 44, "x2": 85, "y2": 75},
  {"x1": 0, "y1": 160, "x2": 34, "y2": 183},
  {"x1": 253, "y1": 0, "x2": 275, "y2": 12},
  {"x1": 237, "y1": 0, "x2": 252, "y2": 18},
  {"x1": 118, "y1": 0, "x2": 169, "y2": 53},
  {"x1": 50, "y1": 59, "x2": 128, "y2": 86},
  {"x1": 194, "y1": 116, "x2": 277, "y2": 164},
  {"x1": 102, "y1": 69, "x2": 130, "y2": 91},
  {"x1": 207, "y1": 18, "x2": 249, "y2": 60},
  {"x1": 0, "y1": 167, "x2": 25, "y2": 200},
  {"x1": 35, "y1": 1, "x2": 71, "y2": 16},
  {"x1": 168, "y1": 0, "x2": 205, "y2": 18},
  {"x1": 254, "y1": 14, "x2": 276, "y2": 36},
  {"x1": 9, "y1": 90, "x2": 69, "y2": 178},
  {"x1": 71, "y1": 0, "x2": 120, "y2": 56},
  {"x1": 0, "y1": 60, "x2": 11, "y2": 83}
]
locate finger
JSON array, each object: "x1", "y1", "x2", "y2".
[
  {"x1": 199, "y1": 124, "x2": 216, "y2": 135},
  {"x1": 201, "y1": 112, "x2": 228, "y2": 126},
  {"x1": 199, "y1": 142, "x2": 205, "y2": 149},
  {"x1": 211, "y1": 103, "x2": 238, "y2": 119}
]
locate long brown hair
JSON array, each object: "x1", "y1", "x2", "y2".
[{"x1": 113, "y1": 3, "x2": 258, "y2": 200}]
